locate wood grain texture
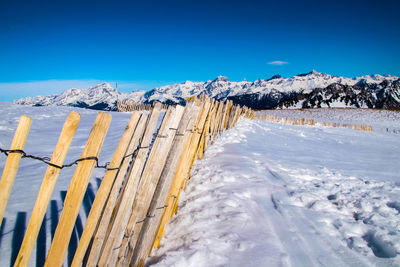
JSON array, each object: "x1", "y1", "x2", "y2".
[
  {"x1": 44, "y1": 112, "x2": 112, "y2": 267},
  {"x1": 0, "y1": 115, "x2": 32, "y2": 227},
  {"x1": 115, "y1": 105, "x2": 185, "y2": 266},
  {"x1": 14, "y1": 112, "x2": 80, "y2": 267},
  {"x1": 85, "y1": 112, "x2": 148, "y2": 266},
  {"x1": 129, "y1": 101, "x2": 199, "y2": 266},
  {"x1": 94, "y1": 103, "x2": 162, "y2": 267},
  {"x1": 71, "y1": 111, "x2": 141, "y2": 267}
]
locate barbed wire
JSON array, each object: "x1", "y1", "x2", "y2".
[{"x1": 0, "y1": 146, "x2": 149, "y2": 171}]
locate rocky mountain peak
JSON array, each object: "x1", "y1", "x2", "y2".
[
  {"x1": 212, "y1": 76, "x2": 229, "y2": 82},
  {"x1": 267, "y1": 74, "x2": 282, "y2": 81},
  {"x1": 296, "y1": 70, "x2": 326, "y2": 77},
  {"x1": 13, "y1": 72, "x2": 400, "y2": 111}
]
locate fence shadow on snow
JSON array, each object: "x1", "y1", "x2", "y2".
[{"x1": 0, "y1": 96, "x2": 254, "y2": 267}]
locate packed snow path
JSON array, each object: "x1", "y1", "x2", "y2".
[{"x1": 149, "y1": 118, "x2": 400, "y2": 266}]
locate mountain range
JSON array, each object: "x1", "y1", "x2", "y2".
[{"x1": 14, "y1": 71, "x2": 400, "y2": 110}]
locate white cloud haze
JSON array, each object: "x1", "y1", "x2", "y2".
[
  {"x1": 267, "y1": 61, "x2": 289, "y2": 66},
  {"x1": 0, "y1": 80, "x2": 177, "y2": 102}
]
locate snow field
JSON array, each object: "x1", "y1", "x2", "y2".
[
  {"x1": 149, "y1": 115, "x2": 400, "y2": 266},
  {"x1": 0, "y1": 103, "x2": 132, "y2": 266},
  {"x1": 260, "y1": 108, "x2": 400, "y2": 133},
  {"x1": 0, "y1": 103, "x2": 399, "y2": 266}
]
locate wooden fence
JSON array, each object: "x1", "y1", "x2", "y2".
[
  {"x1": 256, "y1": 113, "x2": 374, "y2": 132},
  {"x1": 0, "y1": 97, "x2": 250, "y2": 267},
  {"x1": 117, "y1": 99, "x2": 168, "y2": 112}
]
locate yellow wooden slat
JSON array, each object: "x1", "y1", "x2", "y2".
[
  {"x1": 44, "y1": 112, "x2": 112, "y2": 267},
  {"x1": 14, "y1": 112, "x2": 80, "y2": 267},
  {"x1": 0, "y1": 115, "x2": 32, "y2": 226},
  {"x1": 85, "y1": 112, "x2": 148, "y2": 266},
  {"x1": 71, "y1": 111, "x2": 141, "y2": 267},
  {"x1": 116, "y1": 105, "x2": 185, "y2": 266}
]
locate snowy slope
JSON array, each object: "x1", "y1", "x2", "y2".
[
  {"x1": 149, "y1": 117, "x2": 400, "y2": 266},
  {"x1": 0, "y1": 103, "x2": 399, "y2": 266},
  {"x1": 0, "y1": 102, "x2": 133, "y2": 266},
  {"x1": 14, "y1": 72, "x2": 400, "y2": 110}
]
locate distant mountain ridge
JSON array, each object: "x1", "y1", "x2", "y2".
[{"x1": 14, "y1": 71, "x2": 400, "y2": 110}]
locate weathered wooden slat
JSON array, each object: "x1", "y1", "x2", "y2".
[
  {"x1": 202, "y1": 100, "x2": 215, "y2": 155},
  {"x1": 85, "y1": 112, "x2": 148, "y2": 266},
  {"x1": 223, "y1": 100, "x2": 233, "y2": 130},
  {"x1": 0, "y1": 115, "x2": 32, "y2": 227},
  {"x1": 226, "y1": 104, "x2": 236, "y2": 129},
  {"x1": 14, "y1": 112, "x2": 80, "y2": 267},
  {"x1": 90, "y1": 103, "x2": 162, "y2": 267},
  {"x1": 204, "y1": 99, "x2": 218, "y2": 151},
  {"x1": 106, "y1": 106, "x2": 179, "y2": 265},
  {"x1": 209, "y1": 100, "x2": 221, "y2": 144},
  {"x1": 129, "y1": 100, "x2": 199, "y2": 266},
  {"x1": 197, "y1": 99, "x2": 216, "y2": 159},
  {"x1": 153, "y1": 98, "x2": 211, "y2": 249},
  {"x1": 114, "y1": 105, "x2": 185, "y2": 266},
  {"x1": 44, "y1": 112, "x2": 112, "y2": 267},
  {"x1": 213, "y1": 100, "x2": 224, "y2": 138},
  {"x1": 70, "y1": 111, "x2": 141, "y2": 267},
  {"x1": 152, "y1": 101, "x2": 203, "y2": 249}
]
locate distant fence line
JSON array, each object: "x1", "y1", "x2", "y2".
[
  {"x1": 0, "y1": 96, "x2": 254, "y2": 267},
  {"x1": 256, "y1": 113, "x2": 374, "y2": 132},
  {"x1": 380, "y1": 127, "x2": 400, "y2": 134},
  {"x1": 117, "y1": 99, "x2": 168, "y2": 112}
]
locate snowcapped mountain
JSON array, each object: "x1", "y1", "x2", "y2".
[
  {"x1": 15, "y1": 83, "x2": 122, "y2": 110},
  {"x1": 14, "y1": 71, "x2": 400, "y2": 110},
  {"x1": 276, "y1": 78, "x2": 400, "y2": 109}
]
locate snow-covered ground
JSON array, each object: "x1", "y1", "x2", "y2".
[
  {"x1": 260, "y1": 108, "x2": 400, "y2": 133},
  {"x1": 149, "y1": 112, "x2": 400, "y2": 266},
  {"x1": 0, "y1": 103, "x2": 399, "y2": 266},
  {"x1": 0, "y1": 102, "x2": 132, "y2": 266}
]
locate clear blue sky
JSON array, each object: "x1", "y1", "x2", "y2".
[{"x1": 0, "y1": 0, "x2": 399, "y2": 101}]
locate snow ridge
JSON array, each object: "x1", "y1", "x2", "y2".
[{"x1": 14, "y1": 71, "x2": 400, "y2": 110}]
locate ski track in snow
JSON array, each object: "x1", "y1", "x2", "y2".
[{"x1": 149, "y1": 117, "x2": 400, "y2": 266}]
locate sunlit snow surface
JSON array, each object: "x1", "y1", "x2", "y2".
[
  {"x1": 0, "y1": 102, "x2": 132, "y2": 266},
  {"x1": 0, "y1": 103, "x2": 399, "y2": 266},
  {"x1": 149, "y1": 113, "x2": 400, "y2": 266}
]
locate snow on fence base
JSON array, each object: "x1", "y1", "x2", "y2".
[
  {"x1": 0, "y1": 97, "x2": 252, "y2": 266},
  {"x1": 256, "y1": 113, "x2": 374, "y2": 132}
]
